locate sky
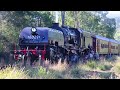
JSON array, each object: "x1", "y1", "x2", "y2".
[
  {"x1": 107, "y1": 11, "x2": 120, "y2": 18},
  {"x1": 54, "y1": 11, "x2": 120, "y2": 20}
]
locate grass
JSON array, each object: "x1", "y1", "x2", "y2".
[
  {"x1": 85, "y1": 60, "x2": 97, "y2": 69},
  {"x1": 0, "y1": 66, "x2": 28, "y2": 79},
  {"x1": 111, "y1": 59, "x2": 120, "y2": 76},
  {"x1": 0, "y1": 56, "x2": 120, "y2": 79},
  {"x1": 49, "y1": 59, "x2": 69, "y2": 72}
]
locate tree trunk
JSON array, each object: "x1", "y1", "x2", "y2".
[
  {"x1": 61, "y1": 11, "x2": 65, "y2": 26},
  {"x1": 74, "y1": 11, "x2": 79, "y2": 28}
]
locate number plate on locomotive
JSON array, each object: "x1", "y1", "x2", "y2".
[{"x1": 28, "y1": 35, "x2": 41, "y2": 39}]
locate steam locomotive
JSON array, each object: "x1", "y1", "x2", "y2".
[{"x1": 12, "y1": 23, "x2": 120, "y2": 66}]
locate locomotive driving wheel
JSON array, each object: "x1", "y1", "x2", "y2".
[
  {"x1": 49, "y1": 47, "x2": 55, "y2": 64},
  {"x1": 38, "y1": 54, "x2": 42, "y2": 66},
  {"x1": 26, "y1": 56, "x2": 31, "y2": 67},
  {"x1": 21, "y1": 55, "x2": 26, "y2": 67},
  {"x1": 22, "y1": 55, "x2": 31, "y2": 67}
]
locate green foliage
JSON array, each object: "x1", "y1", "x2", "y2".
[
  {"x1": 112, "y1": 61, "x2": 120, "y2": 74},
  {"x1": 0, "y1": 20, "x2": 19, "y2": 52},
  {"x1": 70, "y1": 67, "x2": 87, "y2": 78},
  {"x1": 114, "y1": 28, "x2": 120, "y2": 41},
  {"x1": 37, "y1": 66, "x2": 47, "y2": 75},
  {"x1": 86, "y1": 60, "x2": 97, "y2": 69},
  {"x1": 27, "y1": 66, "x2": 48, "y2": 78},
  {"x1": 99, "y1": 72, "x2": 112, "y2": 79},
  {"x1": 59, "y1": 11, "x2": 116, "y2": 39},
  {"x1": 3, "y1": 11, "x2": 54, "y2": 29},
  {"x1": 70, "y1": 67, "x2": 80, "y2": 78},
  {"x1": 49, "y1": 70, "x2": 64, "y2": 79},
  {"x1": 98, "y1": 64, "x2": 112, "y2": 71}
]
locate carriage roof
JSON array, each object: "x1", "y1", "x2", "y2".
[
  {"x1": 94, "y1": 35, "x2": 110, "y2": 41},
  {"x1": 109, "y1": 39, "x2": 119, "y2": 44}
]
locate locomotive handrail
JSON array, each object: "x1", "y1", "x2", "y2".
[
  {"x1": 19, "y1": 43, "x2": 48, "y2": 46},
  {"x1": 10, "y1": 49, "x2": 46, "y2": 52}
]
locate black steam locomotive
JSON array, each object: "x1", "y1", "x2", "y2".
[{"x1": 13, "y1": 23, "x2": 83, "y2": 65}]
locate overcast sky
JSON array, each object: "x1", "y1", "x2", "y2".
[{"x1": 107, "y1": 11, "x2": 120, "y2": 18}]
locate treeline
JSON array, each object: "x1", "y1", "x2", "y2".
[
  {"x1": 0, "y1": 11, "x2": 117, "y2": 52},
  {"x1": 59, "y1": 11, "x2": 116, "y2": 39}
]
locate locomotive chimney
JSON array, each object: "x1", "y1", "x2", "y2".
[
  {"x1": 52, "y1": 23, "x2": 59, "y2": 27},
  {"x1": 52, "y1": 11, "x2": 59, "y2": 27}
]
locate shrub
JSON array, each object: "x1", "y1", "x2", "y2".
[
  {"x1": 49, "y1": 70, "x2": 64, "y2": 79},
  {"x1": 99, "y1": 72, "x2": 112, "y2": 79},
  {"x1": 70, "y1": 67, "x2": 87, "y2": 78},
  {"x1": 86, "y1": 61, "x2": 97, "y2": 69},
  {"x1": 98, "y1": 64, "x2": 113, "y2": 71}
]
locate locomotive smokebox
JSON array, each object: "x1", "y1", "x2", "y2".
[{"x1": 52, "y1": 23, "x2": 59, "y2": 27}]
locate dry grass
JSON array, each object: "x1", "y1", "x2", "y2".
[
  {"x1": 111, "y1": 58, "x2": 120, "y2": 76},
  {"x1": 48, "y1": 59, "x2": 69, "y2": 72},
  {"x1": 1, "y1": 56, "x2": 120, "y2": 79},
  {"x1": 0, "y1": 66, "x2": 28, "y2": 79}
]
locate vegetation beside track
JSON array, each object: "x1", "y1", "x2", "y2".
[{"x1": 0, "y1": 56, "x2": 120, "y2": 79}]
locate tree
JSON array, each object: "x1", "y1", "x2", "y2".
[
  {"x1": 61, "y1": 11, "x2": 65, "y2": 26},
  {"x1": 93, "y1": 11, "x2": 116, "y2": 38},
  {"x1": 2, "y1": 11, "x2": 54, "y2": 30},
  {"x1": 63, "y1": 11, "x2": 116, "y2": 39},
  {"x1": 114, "y1": 28, "x2": 120, "y2": 41}
]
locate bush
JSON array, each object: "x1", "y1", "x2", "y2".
[
  {"x1": 50, "y1": 71, "x2": 64, "y2": 79},
  {"x1": 70, "y1": 67, "x2": 87, "y2": 78},
  {"x1": 26, "y1": 66, "x2": 63, "y2": 79},
  {"x1": 98, "y1": 64, "x2": 113, "y2": 71},
  {"x1": 70, "y1": 67, "x2": 80, "y2": 78},
  {"x1": 27, "y1": 66, "x2": 50, "y2": 79},
  {"x1": 0, "y1": 20, "x2": 20, "y2": 53},
  {"x1": 86, "y1": 61, "x2": 97, "y2": 69},
  {"x1": 99, "y1": 72, "x2": 112, "y2": 79}
]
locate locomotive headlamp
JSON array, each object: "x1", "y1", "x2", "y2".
[{"x1": 31, "y1": 28, "x2": 37, "y2": 32}]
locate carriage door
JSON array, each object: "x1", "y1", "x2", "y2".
[
  {"x1": 108, "y1": 42, "x2": 111, "y2": 54},
  {"x1": 92, "y1": 37, "x2": 96, "y2": 53},
  {"x1": 97, "y1": 39, "x2": 100, "y2": 53},
  {"x1": 82, "y1": 36, "x2": 85, "y2": 48}
]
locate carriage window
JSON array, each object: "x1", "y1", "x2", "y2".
[
  {"x1": 97, "y1": 40, "x2": 100, "y2": 44},
  {"x1": 105, "y1": 44, "x2": 108, "y2": 48},
  {"x1": 101, "y1": 44, "x2": 103, "y2": 48},
  {"x1": 101, "y1": 44, "x2": 108, "y2": 48},
  {"x1": 106, "y1": 44, "x2": 108, "y2": 48},
  {"x1": 111, "y1": 46, "x2": 115, "y2": 49},
  {"x1": 97, "y1": 40, "x2": 100, "y2": 47},
  {"x1": 116, "y1": 46, "x2": 118, "y2": 49}
]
